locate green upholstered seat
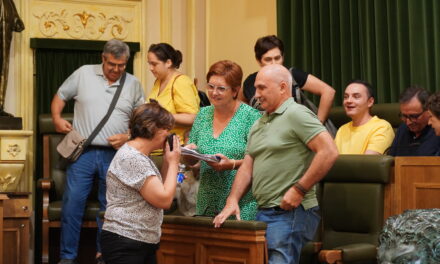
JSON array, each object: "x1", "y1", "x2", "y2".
[{"x1": 319, "y1": 154, "x2": 394, "y2": 263}]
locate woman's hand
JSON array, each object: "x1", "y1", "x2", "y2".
[
  {"x1": 182, "y1": 143, "x2": 199, "y2": 166},
  {"x1": 185, "y1": 143, "x2": 197, "y2": 150},
  {"x1": 164, "y1": 135, "x2": 181, "y2": 166},
  {"x1": 207, "y1": 153, "x2": 233, "y2": 171}
]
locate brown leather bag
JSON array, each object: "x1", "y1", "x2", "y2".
[{"x1": 56, "y1": 129, "x2": 86, "y2": 162}]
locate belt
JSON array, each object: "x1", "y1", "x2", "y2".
[
  {"x1": 258, "y1": 206, "x2": 285, "y2": 211},
  {"x1": 88, "y1": 145, "x2": 113, "y2": 150}
]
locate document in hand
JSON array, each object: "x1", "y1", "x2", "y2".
[{"x1": 181, "y1": 147, "x2": 221, "y2": 163}]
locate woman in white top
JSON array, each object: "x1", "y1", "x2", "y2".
[{"x1": 101, "y1": 102, "x2": 181, "y2": 264}]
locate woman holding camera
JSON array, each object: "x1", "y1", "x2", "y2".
[{"x1": 101, "y1": 102, "x2": 181, "y2": 264}]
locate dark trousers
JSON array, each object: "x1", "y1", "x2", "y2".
[{"x1": 101, "y1": 230, "x2": 159, "y2": 264}]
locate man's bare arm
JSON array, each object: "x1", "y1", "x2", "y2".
[
  {"x1": 51, "y1": 94, "x2": 72, "y2": 134},
  {"x1": 301, "y1": 75, "x2": 335, "y2": 123},
  {"x1": 280, "y1": 131, "x2": 338, "y2": 210},
  {"x1": 213, "y1": 154, "x2": 254, "y2": 227}
]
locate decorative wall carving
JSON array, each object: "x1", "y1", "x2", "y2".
[
  {"x1": 0, "y1": 173, "x2": 16, "y2": 190},
  {"x1": 6, "y1": 143, "x2": 21, "y2": 158},
  {"x1": 0, "y1": 163, "x2": 25, "y2": 192},
  {"x1": 33, "y1": 9, "x2": 132, "y2": 40}
]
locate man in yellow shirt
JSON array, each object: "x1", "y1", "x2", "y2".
[{"x1": 335, "y1": 80, "x2": 395, "y2": 154}]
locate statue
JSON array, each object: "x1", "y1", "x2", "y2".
[
  {"x1": 0, "y1": 0, "x2": 24, "y2": 117},
  {"x1": 378, "y1": 209, "x2": 440, "y2": 263}
]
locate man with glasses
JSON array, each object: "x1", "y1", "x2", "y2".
[
  {"x1": 51, "y1": 39, "x2": 145, "y2": 264},
  {"x1": 388, "y1": 86, "x2": 440, "y2": 156}
]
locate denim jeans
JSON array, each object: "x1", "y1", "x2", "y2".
[
  {"x1": 60, "y1": 147, "x2": 116, "y2": 260},
  {"x1": 256, "y1": 205, "x2": 320, "y2": 264},
  {"x1": 101, "y1": 230, "x2": 158, "y2": 264}
]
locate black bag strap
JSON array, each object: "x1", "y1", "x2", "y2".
[
  {"x1": 288, "y1": 67, "x2": 337, "y2": 137},
  {"x1": 83, "y1": 72, "x2": 127, "y2": 148},
  {"x1": 289, "y1": 67, "x2": 302, "y2": 104}
]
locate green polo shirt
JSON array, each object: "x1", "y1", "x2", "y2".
[{"x1": 246, "y1": 98, "x2": 326, "y2": 209}]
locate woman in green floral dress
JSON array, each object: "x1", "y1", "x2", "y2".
[{"x1": 187, "y1": 60, "x2": 261, "y2": 220}]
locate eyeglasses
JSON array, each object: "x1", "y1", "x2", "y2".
[
  {"x1": 104, "y1": 56, "x2": 127, "y2": 70},
  {"x1": 206, "y1": 83, "x2": 230, "y2": 93},
  {"x1": 106, "y1": 61, "x2": 126, "y2": 70},
  {"x1": 398, "y1": 111, "x2": 425, "y2": 122}
]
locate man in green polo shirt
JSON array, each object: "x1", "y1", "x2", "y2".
[{"x1": 213, "y1": 64, "x2": 338, "y2": 264}]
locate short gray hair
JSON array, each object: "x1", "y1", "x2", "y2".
[{"x1": 102, "y1": 39, "x2": 130, "y2": 60}]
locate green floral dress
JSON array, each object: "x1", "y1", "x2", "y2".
[{"x1": 189, "y1": 103, "x2": 261, "y2": 220}]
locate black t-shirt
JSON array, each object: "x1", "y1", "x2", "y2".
[{"x1": 242, "y1": 68, "x2": 309, "y2": 102}]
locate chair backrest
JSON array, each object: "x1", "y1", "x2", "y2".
[
  {"x1": 321, "y1": 155, "x2": 394, "y2": 250},
  {"x1": 329, "y1": 103, "x2": 401, "y2": 129},
  {"x1": 39, "y1": 113, "x2": 73, "y2": 200}
]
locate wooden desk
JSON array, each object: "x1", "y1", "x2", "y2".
[
  {"x1": 157, "y1": 215, "x2": 267, "y2": 264},
  {"x1": 0, "y1": 194, "x2": 8, "y2": 264},
  {"x1": 1, "y1": 192, "x2": 31, "y2": 264},
  {"x1": 384, "y1": 157, "x2": 440, "y2": 219}
]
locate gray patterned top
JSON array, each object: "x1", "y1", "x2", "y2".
[{"x1": 103, "y1": 144, "x2": 163, "y2": 244}]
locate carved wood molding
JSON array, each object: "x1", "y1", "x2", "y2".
[{"x1": 33, "y1": 9, "x2": 132, "y2": 40}]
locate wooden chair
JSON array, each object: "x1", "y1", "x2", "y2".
[{"x1": 38, "y1": 113, "x2": 101, "y2": 264}]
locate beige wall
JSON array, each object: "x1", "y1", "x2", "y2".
[
  {"x1": 144, "y1": 0, "x2": 276, "y2": 93},
  {"x1": 145, "y1": 0, "x2": 206, "y2": 93},
  {"x1": 206, "y1": 0, "x2": 277, "y2": 86}
]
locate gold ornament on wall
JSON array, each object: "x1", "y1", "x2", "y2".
[
  {"x1": 0, "y1": 163, "x2": 24, "y2": 192},
  {"x1": 33, "y1": 9, "x2": 132, "y2": 40},
  {"x1": 0, "y1": 173, "x2": 16, "y2": 191},
  {"x1": 6, "y1": 143, "x2": 21, "y2": 158}
]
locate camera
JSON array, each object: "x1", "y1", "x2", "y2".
[{"x1": 167, "y1": 133, "x2": 176, "y2": 151}]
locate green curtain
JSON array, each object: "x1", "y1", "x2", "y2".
[
  {"x1": 34, "y1": 43, "x2": 138, "y2": 114},
  {"x1": 277, "y1": 0, "x2": 440, "y2": 106},
  {"x1": 35, "y1": 49, "x2": 102, "y2": 114}
]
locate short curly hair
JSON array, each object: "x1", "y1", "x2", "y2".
[{"x1": 129, "y1": 101, "x2": 175, "y2": 140}]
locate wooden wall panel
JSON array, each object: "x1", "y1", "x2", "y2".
[
  {"x1": 158, "y1": 221, "x2": 267, "y2": 264},
  {"x1": 384, "y1": 157, "x2": 440, "y2": 219}
]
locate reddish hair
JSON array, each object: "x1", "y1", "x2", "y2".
[{"x1": 206, "y1": 60, "x2": 243, "y2": 99}]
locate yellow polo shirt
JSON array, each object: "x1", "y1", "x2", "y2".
[
  {"x1": 147, "y1": 74, "x2": 200, "y2": 144},
  {"x1": 335, "y1": 116, "x2": 395, "y2": 154}
]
